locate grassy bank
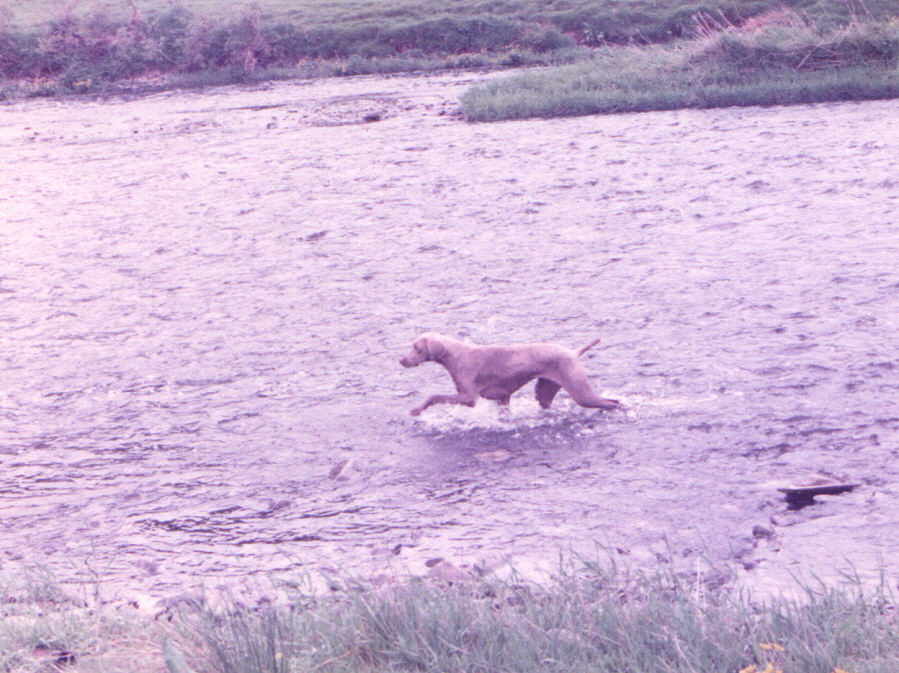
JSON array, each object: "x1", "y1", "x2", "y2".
[
  {"x1": 2, "y1": 1, "x2": 898, "y2": 101},
  {"x1": 177, "y1": 565, "x2": 899, "y2": 673},
  {"x1": 0, "y1": 565, "x2": 169, "y2": 672},
  {"x1": 4, "y1": 560, "x2": 899, "y2": 673},
  {"x1": 461, "y1": 16, "x2": 899, "y2": 121}
]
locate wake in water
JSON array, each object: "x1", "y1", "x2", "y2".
[
  {"x1": 408, "y1": 384, "x2": 741, "y2": 434},
  {"x1": 409, "y1": 393, "x2": 631, "y2": 433}
]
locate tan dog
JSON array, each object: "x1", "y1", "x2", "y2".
[{"x1": 400, "y1": 332, "x2": 621, "y2": 416}]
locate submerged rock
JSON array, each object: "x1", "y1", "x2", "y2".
[
  {"x1": 752, "y1": 523, "x2": 775, "y2": 539},
  {"x1": 778, "y1": 483, "x2": 860, "y2": 510},
  {"x1": 426, "y1": 559, "x2": 471, "y2": 584}
]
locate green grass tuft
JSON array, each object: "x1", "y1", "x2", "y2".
[{"x1": 461, "y1": 20, "x2": 899, "y2": 121}]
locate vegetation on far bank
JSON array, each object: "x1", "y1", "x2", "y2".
[
  {"x1": 3, "y1": 559, "x2": 899, "y2": 673},
  {"x1": 461, "y1": 15, "x2": 899, "y2": 120},
  {"x1": 1, "y1": 0, "x2": 897, "y2": 103}
]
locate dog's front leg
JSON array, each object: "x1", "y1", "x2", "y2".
[{"x1": 410, "y1": 392, "x2": 477, "y2": 416}]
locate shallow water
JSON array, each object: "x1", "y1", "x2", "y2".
[{"x1": 1, "y1": 72, "x2": 898, "y2": 602}]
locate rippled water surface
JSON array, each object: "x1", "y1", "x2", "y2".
[{"x1": 2, "y1": 72, "x2": 898, "y2": 602}]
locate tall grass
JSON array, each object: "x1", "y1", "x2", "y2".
[
  {"x1": 4, "y1": 559, "x2": 899, "y2": 673},
  {"x1": 461, "y1": 19, "x2": 899, "y2": 121},
  {"x1": 0, "y1": 565, "x2": 170, "y2": 673},
  {"x1": 179, "y1": 561, "x2": 899, "y2": 673}
]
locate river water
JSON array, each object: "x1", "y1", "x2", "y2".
[{"x1": 1, "y1": 72, "x2": 898, "y2": 605}]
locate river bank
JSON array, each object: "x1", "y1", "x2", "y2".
[
  {"x1": 4, "y1": 555, "x2": 898, "y2": 673},
  {"x1": 2, "y1": 1, "x2": 898, "y2": 116}
]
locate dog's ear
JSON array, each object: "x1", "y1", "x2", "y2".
[{"x1": 416, "y1": 336, "x2": 432, "y2": 361}]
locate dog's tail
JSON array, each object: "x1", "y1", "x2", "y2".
[{"x1": 577, "y1": 337, "x2": 602, "y2": 356}]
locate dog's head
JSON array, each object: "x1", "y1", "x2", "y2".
[{"x1": 399, "y1": 333, "x2": 442, "y2": 368}]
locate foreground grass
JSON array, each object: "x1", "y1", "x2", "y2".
[
  {"x1": 461, "y1": 18, "x2": 899, "y2": 120},
  {"x1": 2, "y1": 0, "x2": 898, "y2": 101},
  {"x1": 0, "y1": 566, "x2": 170, "y2": 673},
  {"x1": 180, "y1": 563, "x2": 899, "y2": 673},
  {"x1": 3, "y1": 559, "x2": 899, "y2": 673}
]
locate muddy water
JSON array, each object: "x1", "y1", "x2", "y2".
[{"x1": 1, "y1": 72, "x2": 898, "y2": 603}]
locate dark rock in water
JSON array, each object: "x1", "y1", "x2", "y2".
[
  {"x1": 154, "y1": 591, "x2": 204, "y2": 620},
  {"x1": 427, "y1": 560, "x2": 470, "y2": 583},
  {"x1": 268, "y1": 499, "x2": 292, "y2": 512},
  {"x1": 752, "y1": 523, "x2": 775, "y2": 539},
  {"x1": 135, "y1": 559, "x2": 160, "y2": 576},
  {"x1": 778, "y1": 483, "x2": 859, "y2": 510},
  {"x1": 730, "y1": 534, "x2": 756, "y2": 561},
  {"x1": 33, "y1": 646, "x2": 76, "y2": 666},
  {"x1": 472, "y1": 554, "x2": 508, "y2": 577},
  {"x1": 328, "y1": 458, "x2": 353, "y2": 480},
  {"x1": 303, "y1": 230, "x2": 328, "y2": 242}
]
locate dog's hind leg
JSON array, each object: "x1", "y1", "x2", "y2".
[
  {"x1": 557, "y1": 361, "x2": 621, "y2": 410},
  {"x1": 535, "y1": 377, "x2": 562, "y2": 409}
]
